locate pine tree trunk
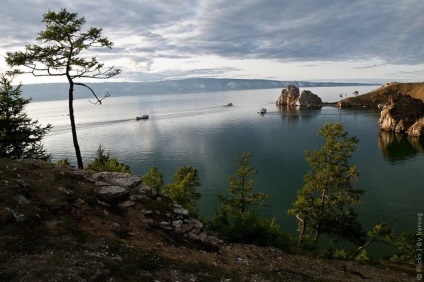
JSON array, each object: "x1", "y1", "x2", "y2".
[
  {"x1": 68, "y1": 82, "x2": 84, "y2": 169},
  {"x1": 298, "y1": 217, "x2": 306, "y2": 245}
]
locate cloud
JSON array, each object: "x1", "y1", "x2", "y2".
[{"x1": 0, "y1": 0, "x2": 423, "y2": 83}]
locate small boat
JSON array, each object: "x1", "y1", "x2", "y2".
[
  {"x1": 259, "y1": 108, "x2": 267, "y2": 114},
  {"x1": 227, "y1": 103, "x2": 233, "y2": 107},
  {"x1": 136, "y1": 115, "x2": 149, "y2": 120}
]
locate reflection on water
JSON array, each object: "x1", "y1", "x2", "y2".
[
  {"x1": 378, "y1": 131, "x2": 424, "y2": 163},
  {"x1": 277, "y1": 104, "x2": 322, "y2": 122}
]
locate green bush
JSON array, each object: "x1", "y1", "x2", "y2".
[
  {"x1": 56, "y1": 158, "x2": 71, "y2": 166},
  {"x1": 162, "y1": 165, "x2": 201, "y2": 217},
  {"x1": 87, "y1": 145, "x2": 131, "y2": 173},
  {"x1": 209, "y1": 208, "x2": 292, "y2": 250},
  {"x1": 141, "y1": 166, "x2": 164, "y2": 193}
]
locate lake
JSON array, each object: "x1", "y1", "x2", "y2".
[{"x1": 26, "y1": 85, "x2": 424, "y2": 245}]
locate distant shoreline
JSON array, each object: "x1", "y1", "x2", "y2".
[{"x1": 20, "y1": 78, "x2": 378, "y2": 102}]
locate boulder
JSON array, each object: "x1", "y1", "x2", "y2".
[
  {"x1": 92, "y1": 172, "x2": 141, "y2": 188},
  {"x1": 94, "y1": 185, "x2": 129, "y2": 202},
  {"x1": 276, "y1": 85, "x2": 299, "y2": 105},
  {"x1": 294, "y1": 90, "x2": 322, "y2": 106},
  {"x1": 378, "y1": 94, "x2": 424, "y2": 133}
]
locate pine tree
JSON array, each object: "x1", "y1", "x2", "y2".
[
  {"x1": 0, "y1": 74, "x2": 51, "y2": 160},
  {"x1": 162, "y1": 165, "x2": 201, "y2": 216},
  {"x1": 142, "y1": 166, "x2": 165, "y2": 193},
  {"x1": 6, "y1": 9, "x2": 121, "y2": 169},
  {"x1": 288, "y1": 123, "x2": 364, "y2": 245},
  {"x1": 218, "y1": 152, "x2": 267, "y2": 215}
]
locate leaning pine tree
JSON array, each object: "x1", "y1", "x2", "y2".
[
  {"x1": 6, "y1": 9, "x2": 121, "y2": 169},
  {"x1": 0, "y1": 73, "x2": 51, "y2": 160},
  {"x1": 288, "y1": 123, "x2": 365, "y2": 246}
]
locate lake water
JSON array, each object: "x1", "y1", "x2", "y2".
[{"x1": 26, "y1": 85, "x2": 424, "y2": 245}]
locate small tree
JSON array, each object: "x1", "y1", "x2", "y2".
[
  {"x1": 6, "y1": 9, "x2": 121, "y2": 169},
  {"x1": 210, "y1": 152, "x2": 289, "y2": 249},
  {"x1": 142, "y1": 166, "x2": 164, "y2": 193},
  {"x1": 162, "y1": 165, "x2": 201, "y2": 216},
  {"x1": 86, "y1": 145, "x2": 131, "y2": 173},
  {"x1": 218, "y1": 152, "x2": 267, "y2": 215},
  {"x1": 288, "y1": 123, "x2": 364, "y2": 245},
  {"x1": 0, "y1": 73, "x2": 51, "y2": 160}
]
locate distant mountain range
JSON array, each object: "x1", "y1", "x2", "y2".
[{"x1": 21, "y1": 78, "x2": 377, "y2": 101}]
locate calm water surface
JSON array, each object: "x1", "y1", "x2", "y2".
[{"x1": 27, "y1": 86, "x2": 424, "y2": 241}]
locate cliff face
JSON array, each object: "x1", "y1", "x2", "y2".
[
  {"x1": 277, "y1": 85, "x2": 299, "y2": 105},
  {"x1": 277, "y1": 85, "x2": 322, "y2": 106},
  {"x1": 379, "y1": 93, "x2": 424, "y2": 135}
]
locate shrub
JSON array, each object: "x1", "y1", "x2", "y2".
[{"x1": 87, "y1": 145, "x2": 131, "y2": 173}]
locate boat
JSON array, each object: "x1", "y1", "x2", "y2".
[
  {"x1": 259, "y1": 108, "x2": 267, "y2": 114},
  {"x1": 136, "y1": 115, "x2": 149, "y2": 120},
  {"x1": 227, "y1": 103, "x2": 233, "y2": 106}
]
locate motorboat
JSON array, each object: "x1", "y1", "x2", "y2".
[
  {"x1": 227, "y1": 103, "x2": 233, "y2": 106},
  {"x1": 259, "y1": 108, "x2": 267, "y2": 114},
  {"x1": 136, "y1": 115, "x2": 149, "y2": 120}
]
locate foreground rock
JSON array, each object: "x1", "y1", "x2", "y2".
[
  {"x1": 277, "y1": 85, "x2": 322, "y2": 106},
  {"x1": 379, "y1": 93, "x2": 424, "y2": 136},
  {"x1": 85, "y1": 171, "x2": 218, "y2": 245}
]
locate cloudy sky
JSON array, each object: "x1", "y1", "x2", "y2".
[{"x1": 0, "y1": 0, "x2": 423, "y2": 84}]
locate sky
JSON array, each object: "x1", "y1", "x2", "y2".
[{"x1": 0, "y1": 0, "x2": 423, "y2": 84}]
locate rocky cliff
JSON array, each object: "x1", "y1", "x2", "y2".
[
  {"x1": 276, "y1": 85, "x2": 322, "y2": 106},
  {"x1": 277, "y1": 84, "x2": 299, "y2": 105},
  {"x1": 379, "y1": 93, "x2": 424, "y2": 136}
]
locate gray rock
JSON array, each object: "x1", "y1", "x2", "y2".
[
  {"x1": 94, "y1": 185, "x2": 129, "y2": 202},
  {"x1": 5, "y1": 207, "x2": 27, "y2": 222},
  {"x1": 58, "y1": 187, "x2": 74, "y2": 195},
  {"x1": 13, "y1": 195, "x2": 30, "y2": 204},
  {"x1": 92, "y1": 172, "x2": 141, "y2": 188},
  {"x1": 119, "y1": 200, "x2": 135, "y2": 208}
]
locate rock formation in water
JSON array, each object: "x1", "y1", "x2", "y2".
[
  {"x1": 276, "y1": 85, "x2": 322, "y2": 106},
  {"x1": 294, "y1": 90, "x2": 322, "y2": 106},
  {"x1": 276, "y1": 85, "x2": 299, "y2": 105},
  {"x1": 378, "y1": 93, "x2": 424, "y2": 136}
]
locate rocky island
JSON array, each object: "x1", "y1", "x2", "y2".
[{"x1": 276, "y1": 85, "x2": 322, "y2": 106}]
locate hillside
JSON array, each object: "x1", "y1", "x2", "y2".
[
  {"x1": 0, "y1": 158, "x2": 413, "y2": 281},
  {"x1": 342, "y1": 82, "x2": 424, "y2": 107},
  {"x1": 20, "y1": 78, "x2": 376, "y2": 102}
]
